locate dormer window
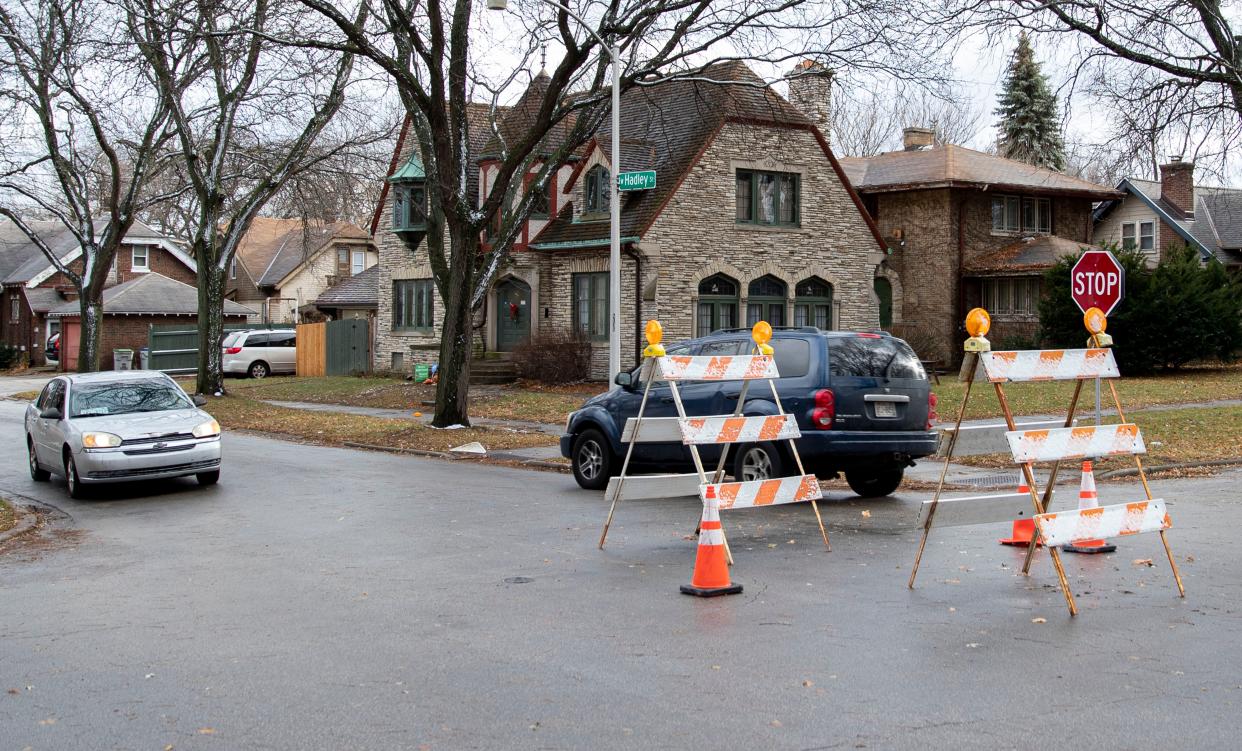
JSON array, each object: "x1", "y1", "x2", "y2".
[
  {"x1": 584, "y1": 166, "x2": 610, "y2": 214},
  {"x1": 389, "y1": 152, "x2": 428, "y2": 233}
]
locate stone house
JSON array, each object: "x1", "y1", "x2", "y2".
[
  {"x1": 372, "y1": 61, "x2": 887, "y2": 378},
  {"x1": 0, "y1": 219, "x2": 198, "y2": 367},
  {"x1": 839, "y1": 130, "x2": 1122, "y2": 361},
  {"x1": 227, "y1": 217, "x2": 377, "y2": 324},
  {"x1": 1093, "y1": 158, "x2": 1242, "y2": 268}
]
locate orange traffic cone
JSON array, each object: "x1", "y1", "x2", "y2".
[
  {"x1": 1064, "y1": 460, "x2": 1117, "y2": 554},
  {"x1": 999, "y1": 478, "x2": 1042, "y2": 547},
  {"x1": 680, "y1": 489, "x2": 743, "y2": 597}
]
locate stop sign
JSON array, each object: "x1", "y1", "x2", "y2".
[{"x1": 1071, "y1": 250, "x2": 1124, "y2": 315}]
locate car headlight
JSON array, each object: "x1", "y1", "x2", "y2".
[
  {"x1": 82, "y1": 432, "x2": 122, "y2": 449},
  {"x1": 192, "y1": 419, "x2": 221, "y2": 439},
  {"x1": 565, "y1": 410, "x2": 576, "y2": 433}
]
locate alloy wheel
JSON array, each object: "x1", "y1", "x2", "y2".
[
  {"x1": 577, "y1": 440, "x2": 604, "y2": 480},
  {"x1": 740, "y1": 447, "x2": 772, "y2": 482}
]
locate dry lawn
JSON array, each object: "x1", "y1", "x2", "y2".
[
  {"x1": 207, "y1": 394, "x2": 558, "y2": 453},
  {"x1": 0, "y1": 499, "x2": 16, "y2": 534}
]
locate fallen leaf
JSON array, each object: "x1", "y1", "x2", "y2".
[
  {"x1": 802, "y1": 679, "x2": 814, "y2": 687},
  {"x1": 38, "y1": 718, "x2": 56, "y2": 726},
  {"x1": 1031, "y1": 617, "x2": 1047, "y2": 624},
  {"x1": 770, "y1": 720, "x2": 783, "y2": 728},
  {"x1": 1133, "y1": 558, "x2": 1154, "y2": 567},
  {"x1": 966, "y1": 643, "x2": 980, "y2": 648},
  {"x1": 6, "y1": 688, "x2": 17, "y2": 695},
  {"x1": 787, "y1": 539, "x2": 796, "y2": 544},
  {"x1": 861, "y1": 510, "x2": 871, "y2": 518},
  {"x1": 1186, "y1": 555, "x2": 1195, "y2": 563},
  {"x1": 165, "y1": 745, "x2": 175, "y2": 750},
  {"x1": 198, "y1": 728, "x2": 215, "y2": 735},
  {"x1": 711, "y1": 665, "x2": 721, "y2": 670}
]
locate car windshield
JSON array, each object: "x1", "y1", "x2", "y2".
[
  {"x1": 829, "y1": 336, "x2": 924, "y2": 379},
  {"x1": 69, "y1": 379, "x2": 193, "y2": 418}
]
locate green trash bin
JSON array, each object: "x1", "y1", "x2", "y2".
[{"x1": 413, "y1": 363, "x2": 430, "y2": 382}]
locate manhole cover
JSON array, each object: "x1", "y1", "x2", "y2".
[{"x1": 503, "y1": 576, "x2": 534, "y2": 584}]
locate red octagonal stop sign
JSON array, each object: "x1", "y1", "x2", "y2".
[{"x1": 1071, "y1": 250, "x2": 1125, "y2": 315}]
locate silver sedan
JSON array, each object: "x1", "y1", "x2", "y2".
[{"x1": 25, "y1": 371, "x2": 222, "y2": 498}]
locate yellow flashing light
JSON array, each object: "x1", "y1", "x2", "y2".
[
  {"x1": 1083, "y1": 307, "x2": 1107, "y2": 336},
  {"x1": 965, "y1": 308, "x2": 991, "y2": 338},
  {"x1": 642, "y1": 319, "x2": 665, "y2": 358}
]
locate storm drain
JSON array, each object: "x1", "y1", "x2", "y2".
[{"x1": 503, "y1": 576, "x2": 534, "y2": 585}]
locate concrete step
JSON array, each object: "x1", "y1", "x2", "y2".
[{"x1": 469, "y1": 374, "x2": 518, "y2": 385}]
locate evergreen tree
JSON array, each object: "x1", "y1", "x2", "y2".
[{"x1": 995, "y1": 33, "x2": 1067, "y2": 171}]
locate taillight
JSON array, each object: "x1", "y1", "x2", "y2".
[
  {"x1": 857, "y1": 332, "x2": 881, "y2": 338},
  {"x1": 811, "y1": 388, "x2": 835, "y2": 430},
  {"x1": 224, "y1": 346, "x2": 242, "y2": 354},
  {"x1": 927, "y1": 392, "x2": 938, "y2": 429}
]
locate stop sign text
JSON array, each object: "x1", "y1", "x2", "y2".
[{"x1": 1070, "y1": 251, "x2": 1125, "y2": 315}]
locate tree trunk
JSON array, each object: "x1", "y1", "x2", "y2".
[
  {"x1": 75, "y1": 291, "x2": 104, "y2": 373},
  {"x1": 433, "y1": 264, "x2": 474, "y2": 427},
  {"x1": 196, "y1": 261, "x2": 227, "y2": 396}
]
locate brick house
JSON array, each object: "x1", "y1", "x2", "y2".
[
  {"x1": 1093, "y1": 158, "x2": 1242, "y2": 268},
  {"x1": 372, "y1": 61, "x2": 887, "y2": 378},
  {"x1": 47, "y1": 273, "x2": 254, "y2": 370},
  {"x1": 0, "y1": 219, "x2": 199, "y2": 367},
  {"x1": 227, "y1": 217, "x2": 377, "y2": 324},
  {"x1": 839, "y1": 129, "x2": 1123, "y2": 361}
]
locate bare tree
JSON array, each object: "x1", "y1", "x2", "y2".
[
  {"x1": 288, "y1": 0, "x2": 952, "y2": 427},
  {"x1": 831, "y1": 82, "x2": 982, "y2": 156},
  {"x1": 127, "y1": 0, "x2": 384, "y2": 395},
  {"x1": 0, "y1": 0, "x2": 180, "y2": 371}
]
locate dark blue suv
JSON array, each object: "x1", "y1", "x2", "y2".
[{"x1": 560, "y1": 328, "x2": 939, "y2": 497}]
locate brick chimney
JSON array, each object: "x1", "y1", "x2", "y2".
[
  {"x1": 1159, "y1": 156, "x2": 1195, "y2": 218},
  {"x1": 903, "y1": 127, "x2": 935, "y2": 151},
  {"x1": 785, "y1": 60, "x2": 834, "y2": 145}
]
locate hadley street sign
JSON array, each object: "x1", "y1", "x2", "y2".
[{"x1": 617, "y1": 170, "x2": 656, "y2": 192}]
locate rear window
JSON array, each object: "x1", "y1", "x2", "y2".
[
  {"x1": 244, "y1": 333, "x2": 270, "y2": 347},
  {"x1": 222, "y1": 332, "x2": 244, "y2": 347},
  {"x1": 828, "y1": 336, "x2": 924, "y2": 379}
]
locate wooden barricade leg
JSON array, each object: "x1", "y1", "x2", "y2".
[
  {"x1": 599, "y1": 360, "x2": 656, "y2": 549},
  {"x1": 667, "y1": 379, "x2": 733, "y2": 565},
  {"x1": 1019, "y1": 379, "x2": 1084, "y2": 575},
  {"x1": 766, "y1": 378, "x2": 830, "y2": 550},
  {"x1": 909, "y1": 352, "x2": 977, "y2": 589}
]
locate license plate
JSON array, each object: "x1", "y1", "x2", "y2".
[{"x1": 874, "y1": 402, "x2": 897, "y2": 418}]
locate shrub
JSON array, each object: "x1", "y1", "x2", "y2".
[
  {"x1": 890, "y1": 324, "x2": 941, "y2": 361},
  {"x1": 1038, "y1": 244, "x2": 1242, "y2": 374},
  {"x1": 510, "y1": 327, "x2": 594, "y2": 384},
  {"x1": 0, "y1": 344, "x2": 20, "y2": 370}
]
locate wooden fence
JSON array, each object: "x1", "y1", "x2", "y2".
[
  {"x1": 297, "y1": 319, "x2": 370, "y2": 376},
  {"x1": 296, "y1": 322, "x2": 327, "y2": 376}
]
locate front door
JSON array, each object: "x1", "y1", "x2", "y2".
[{"x1": 495, "y1": 278, "x2": 531, "y2": 352}]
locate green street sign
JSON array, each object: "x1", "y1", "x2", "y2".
[{"x1": 617, "y1": 170, "x2": 656, "y2": 192}]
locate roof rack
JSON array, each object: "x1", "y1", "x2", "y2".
[{"x1": 708, "y1": 326, "x2": 821, "y2": 335}]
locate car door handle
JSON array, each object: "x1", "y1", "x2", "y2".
[
  {"x1": 725, "y1": 394, "x2": 739, "y2": 400},
  {"x1": 660, "y1": 397, "x2": 675, "y2": 404}
]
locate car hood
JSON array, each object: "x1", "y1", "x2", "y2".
[{"x1": 71, "y1": 408, "x2": 213, "y2": 439}]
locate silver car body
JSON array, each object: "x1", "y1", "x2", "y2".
[
  {"x1": 221, "y1": 329, "x2": 297, "y2": 377},
  {"x1": 25, "y1": 371, "x2": 222, "y2": 485}
]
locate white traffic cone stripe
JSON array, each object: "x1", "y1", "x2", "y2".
[
  {"x1": 698, "y1": 528, "x2": 726, "y2": 546},
  {"x1": 981, "y1": 348, "x2": 1119, "y2": 383}
]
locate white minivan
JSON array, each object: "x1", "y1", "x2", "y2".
[{"x1": 222, "y1": 329, "x2": 297, "y2": 378}]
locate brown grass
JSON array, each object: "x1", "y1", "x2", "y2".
[{"x1": 0, "y1": 499, "x2": 16, "y2": 534}]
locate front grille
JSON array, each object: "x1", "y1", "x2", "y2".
[
  {"x1": 121, "y1": 433, "x2": 195, "y2": 446},
  {"x1": 122, "y1": 443, "x2": 194, "y2": 456},
  {"x1": 87, "y1": 458, "x2": 219, "y2": 480}
]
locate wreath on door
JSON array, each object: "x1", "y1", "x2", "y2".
[{"x1": 508, "y1": 302, "x2": 520, "y2": 322}]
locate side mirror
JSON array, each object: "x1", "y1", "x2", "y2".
[
  {"x1": 39, "y1": 407, "x2": 62, "y2": 420},
  {"x1": 192, "y1": 394, "x2": 208, "y2": 407},
  {"x1": 614, "y1": 372, "x2": 633, "y2": 389}
]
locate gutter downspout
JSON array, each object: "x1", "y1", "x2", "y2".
[
  {"x1": 623, "y1": 245, "x2": 642, "y2": 366},
  {"x1": 956, "y1": 194, "x2": 967, "y2": 360}
]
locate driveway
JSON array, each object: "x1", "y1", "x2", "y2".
[{"x1": 0, "y1": 399, "x2": 1238, "y2": 749}]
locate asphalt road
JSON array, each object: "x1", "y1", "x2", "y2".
[{"x1": 1, "y1": 398, "x2": 1240, "y2": 750}]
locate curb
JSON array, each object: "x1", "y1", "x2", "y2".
[
  {"x1": 0, "y1": 502, "x2": 40, "y2": 546},
  {"x1": 342, "y1": 441, "x2": 458, "y2": 460},
  {"x1": 340, "y1": 441, "x2": 570, "y2": 473},
  {"x1": 1097, "y1": 458, "x2": 1242, "y2": 480}
]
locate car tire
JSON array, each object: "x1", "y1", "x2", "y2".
[
  {"x1": 572, "y1": 429, "x2": 614, "y2": 490},
  {"x1": 733, "y1": 442, "x2": 784, "y2": 482},
  {"x1": 196, "y1": 470, "x2": 220, "y2": 486},
  {"x1": 845, "y1": 467, "x2": 904, "y2": 498},
  {"x1": 28, "y1": 439, "x2": 49, "y2": 481},
  {"x1": 65, "y1": 452, "x2": 88, "y2": 500},
  {"x1": 248, "y1": 361, "x2": 270, "y2": 379}
]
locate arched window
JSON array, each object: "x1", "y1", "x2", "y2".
[
  {"x1": 873, "y1": 277, "x2": 893, "y2": 329},
  {"x1": 795, "y1": 277, "x2": 833, "y2": 329},
  {"x1": 696, "y1": 274, "x2": 739, "y2": 336},
  {"x1": 746, "y1": 275, "x2": 787, "y2": 327},
  {"x1": 584, "y1": 165, "x2": 610, "y2": 214}
]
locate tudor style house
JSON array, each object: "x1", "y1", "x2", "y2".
[
  {"x1": 0, "y1": 219, "x2": 204, "y2": 368},
  {"x1": 839, "y1": 129, "x2": 1122, "y2": 361},
  {"x1": 372, "y1": 61, "x2": 888, "y2": 378},
  {"x1": 227, "y1": 217, "x2": 377, "y2": 324},
  {"x1": 1093, "y1": 158, "x2": 1242, "y2": 268}
]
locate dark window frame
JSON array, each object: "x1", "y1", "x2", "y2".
[
  {"x1": 794, "y1": 276, "x2": 834, "y2": 330},
  {"x1": 991, "y1": 194, "x2": 1052, "y2": 234},
  {"x1": 746, "y1": 275, "x2": 787, "y2": 327},
  {"x1": 584, "y1": 166, "x2": 610, "y2": 215},
  {"x1": 735, "y1": 169, "x2": 800, "y2": 227},
  {"x1": 393, "y1": 279, "x2": 434, "y2": 332},
  {"x1": 571, "y1": 272, "x2": 609, "y2": 341},
  {"x1": 696, "y1": 274, "x2": 740, "y2": 337},
  {"x1": 392, "y1": 182, "x2": 428, "y2": 232}
]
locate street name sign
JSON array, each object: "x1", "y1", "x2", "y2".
[
  {"x1": 1071, "y1": 250, "x2": 1124, "y2": 315},
  {"x1": 617, "y1": 170, "x2": 656, "y2": 192}
]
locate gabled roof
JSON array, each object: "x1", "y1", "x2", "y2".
[
  {"x1": 48, "y1": 272, "x2": 256, "y2": 317},
  {"x1": 478, "y1": 71, "x2": 579, "y2": 161},
  {"x1": 964, "y1": 235, "x2": 1099, "y2": 276},
  {"x1": 1094, "y1": 178, "x2": 1237, "y2": 263},
  {"x1": 839, "y1": 145, "x2": 1123, "y2": 199},
  {"x1": 315, "y1": 264, "x2": 379, "y2": 308},
  {"x1": 233, "y1": 217, "x2": 370, "y2": 289},
  {"x1": 531, "y1": 60, "x2": 868, "y2": 249},
  {"x1": 0, "y1": 218, "x2": 190, "y2": 286}
]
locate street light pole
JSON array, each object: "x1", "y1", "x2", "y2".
[{"x1": 488, "y1": 0, "x2": 621, "y2": 389}]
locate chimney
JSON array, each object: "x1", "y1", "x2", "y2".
[
  {"x1": 785, "y1": 60, "x2": 834, "y2": 145},
  {"x1": 1159, "y1": 156, "x2": 1195, "y2": 218},
  {"x1": 903, "y1": 127, "x2": 935, "y2": 151}
]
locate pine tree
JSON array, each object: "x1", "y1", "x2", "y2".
[{"x1": 995, "y1": 33, "x2": 1067, "y2": 171}]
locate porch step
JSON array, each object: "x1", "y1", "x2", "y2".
[{"x1": 469, "y1": 357, "x2": 518, "y2": 385}]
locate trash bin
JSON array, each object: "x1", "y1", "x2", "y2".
[
  {"x1": 113, "y1": 348, "x2": 134, "y2": 371},
  {"x1": 413, "y1": 363, "x2": 430, "y2": 382},
  {"x1": 139, "y1": 347, "x2": 149, "y2": 370}
]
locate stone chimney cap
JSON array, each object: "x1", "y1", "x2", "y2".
[
  {"x1": 787, "y1": 59, "x2": 833, "y2": 77},
  {"x1": 902, "y1": 126, "x2": 936, "y2": 151}
]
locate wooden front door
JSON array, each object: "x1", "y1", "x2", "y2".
[{"x1": 496, "y1": 278, "x2": 531, "y2": 352}]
